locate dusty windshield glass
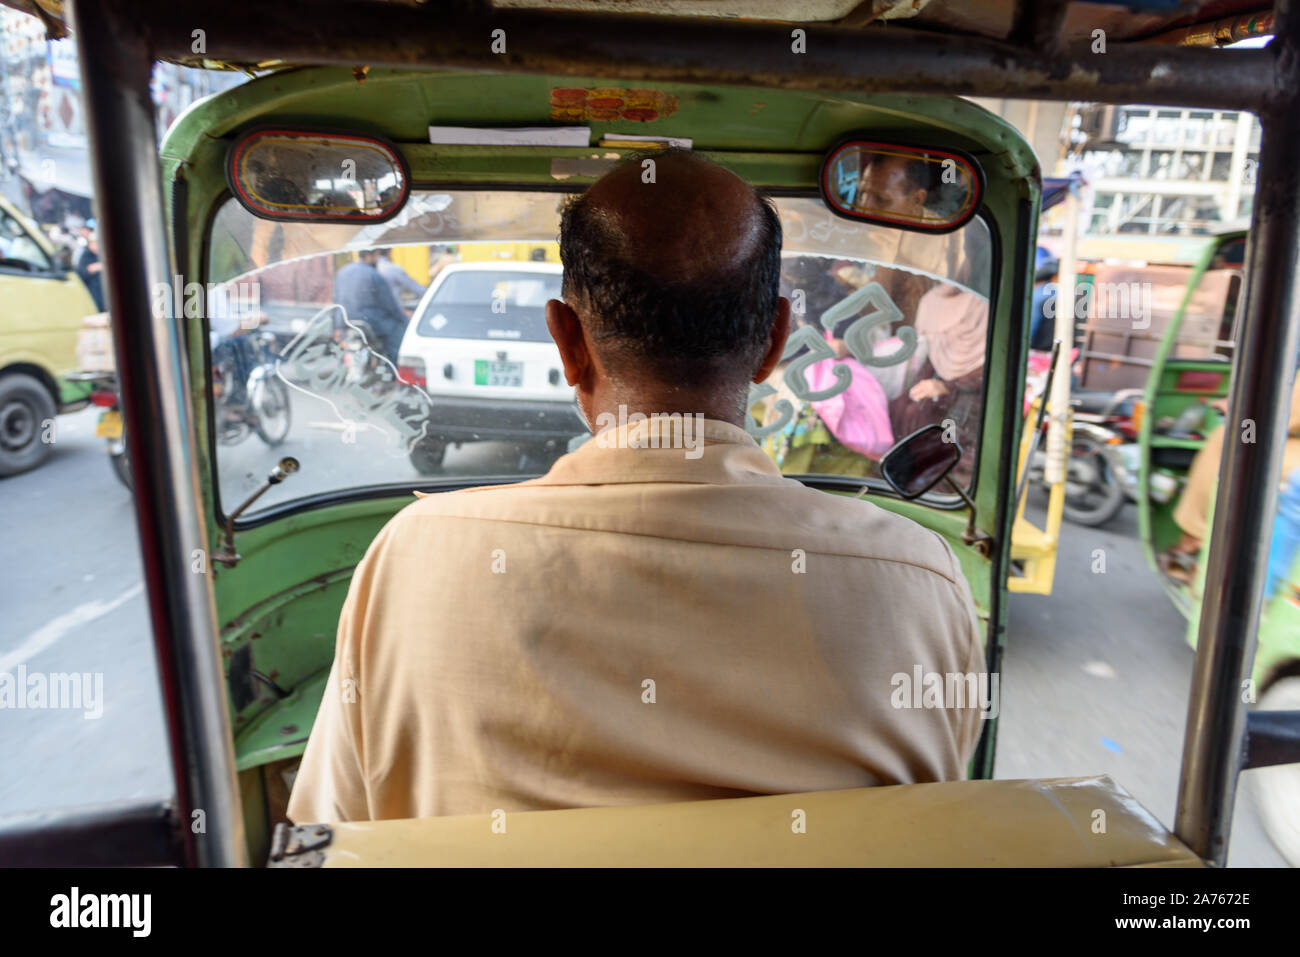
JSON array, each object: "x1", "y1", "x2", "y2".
[{"x1": 207, "y1": 191, "x2": 992, "y2": 517}]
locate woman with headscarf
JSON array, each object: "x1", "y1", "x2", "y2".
[
  {"x1": 757, "y1": 257, "x2": 896, "y2": 476},
  {"x1": 889, "y1": 283, "x2": 989, "y2": 486}
]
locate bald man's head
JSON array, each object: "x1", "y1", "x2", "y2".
[{"x1": 559, "y1": 149, "x2": 783, "y2": 389}]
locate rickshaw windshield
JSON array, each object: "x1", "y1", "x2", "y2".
[{"x1": 207, "y1": 190, "x2": 993, "y2": 518}]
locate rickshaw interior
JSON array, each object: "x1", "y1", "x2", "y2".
[
  {"x1": 195, "y1": 72, "x2": 1020, "y2": 864},
  {"x1": 2, "y1": 0, "x2": 1298, "y2": 869}
]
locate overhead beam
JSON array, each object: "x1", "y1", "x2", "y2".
[
  {"x1": 136, "y1": 0, "x2": 1278, "y2": 111},
  {"x1": 1008, "y1": 0, "x2": 1070, "y2": 53}
]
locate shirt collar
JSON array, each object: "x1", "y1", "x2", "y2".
[{"x1": 525, "y1": 415, "x2": 792, "y2": 488}]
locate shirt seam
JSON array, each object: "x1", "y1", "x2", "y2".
[{"x1": 396, "y1": 510, "x2": 962, "y2": 585}]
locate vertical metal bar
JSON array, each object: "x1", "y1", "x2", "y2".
[
  {"x1": 69, "y1": 0, "x2": 246, "y2": 867},
  {"x1": 1174, "y1": 6, "x2": 1300, "y2": 867}
]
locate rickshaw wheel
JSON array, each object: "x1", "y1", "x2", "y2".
[{"x1": 1251, "y1": 675, "x2": 1300, "y2": 867}]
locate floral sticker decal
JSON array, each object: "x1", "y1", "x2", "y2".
[{"x1": 549, "y1": 87, "x2": 679, "y2": 122}]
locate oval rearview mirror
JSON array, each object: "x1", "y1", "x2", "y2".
[
  {"x1": 820, "y1": 139, "x2": 982, "y2": 232},
  {"x1": 880, "y1": 424, "x2": 962, "y2": 499},
  {"x1": 227, "y1": 129, "x2": 409, "y2": 223}
]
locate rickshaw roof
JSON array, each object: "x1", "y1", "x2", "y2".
[{"x1": 3, "y1": 0, "x2": 1277, "y2": 62}]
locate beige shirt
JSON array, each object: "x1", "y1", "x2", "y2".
[{"x1": 288, "y1": 417, "x2": 986, "y2": 824}]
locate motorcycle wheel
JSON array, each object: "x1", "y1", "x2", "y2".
[
  {"x1": 1060, "y1": 438, "x2": 1125, "y2": 527},
  {"x1": 1250, "y1": 676, "x2": 1300, "y2": 866},
  {"x1": 252, "y1": 375, "x2": 292, "y2": 447},
  {"x1": 110, "y1": 446, "x2": 132, "y2": 490}
]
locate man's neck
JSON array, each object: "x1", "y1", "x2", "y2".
[{"x1": 591, "y1": 390, "x2": 744, "y2": 430}]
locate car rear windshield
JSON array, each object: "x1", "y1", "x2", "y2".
[{"x1": 415, "y1": 271, "x2": 560, "y2": 342}]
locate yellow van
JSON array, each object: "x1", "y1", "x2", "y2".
[{"x1": 0, "y1": 195, "x2": 99, "y2": 476}]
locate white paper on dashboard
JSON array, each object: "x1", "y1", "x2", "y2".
[
  {"x1": 598, "y1": 134, "x2": 694, "y2": 149},
  {"x1": 427, "y1": 126, "x2": 591, "y2": 146}
]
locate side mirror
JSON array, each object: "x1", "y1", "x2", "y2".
[
  {"x1": 820, "y1": 138, "x2": 983, "y2": 233},
  {"x1": 880, "y1": 424, "x2": 961, "y2": 499},
  {"x1": 227, "y1": 128, "x2": 409, "y2": 223}
]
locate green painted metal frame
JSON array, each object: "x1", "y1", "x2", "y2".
[
  {"x1": 158, "y1": 68, "x2": 1038, "y2": 788},
  {"x1": 1137, "y1": 230, "x2": 1245, "y2": 582}
]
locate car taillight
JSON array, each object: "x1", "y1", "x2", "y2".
[
  {"x1": 397, "y1": 358, "x2": 426, "y2": 387},
  {"x1": 1132, "y1": 400, "x2": 1145, "y2": 433},
  {"x1": 90, "y1": 391, "x2": 117, "y2": 407}
]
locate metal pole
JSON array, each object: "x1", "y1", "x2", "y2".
[
  {"x1": 1046, "y1": 180, "x2": 1079, "y2": 490},
  {"x1": 1175, "y1": 6, "x2": 1300, "y2": 867},
  {"x1": 69, "y1": 0, "x2": 245, "y2": 867}
]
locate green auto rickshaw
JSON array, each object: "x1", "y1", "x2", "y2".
[
  {"x1": 0, "y1": 0, "x2": 1295, "y2": 871},
  {"x1": 1140, "y1": 228, "x2": 1300, "y2": 864}
]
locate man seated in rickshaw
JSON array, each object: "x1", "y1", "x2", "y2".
[
  {"x1": 289, "y1": 150, "x2": 984, "y2": 824},
  {"x1": 1161, "y1": 371, "x2": 1300, "y2": 590}
]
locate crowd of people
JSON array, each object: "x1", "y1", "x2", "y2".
[
  {"x1": 755, "y1": 153, "x2": 991, "y2": 489},
  {"x1": 758, "y1": 253, "x2": 989, "y2": 488}
]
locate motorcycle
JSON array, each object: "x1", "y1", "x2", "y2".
[
  {"x1": 86, "y1": 373, "x2": 131, "y2": 489},
  {"x1": 212, "y1": 328, "x2": 292, "y2": 448},
  {"x1": 1027, "y1": 387, "x2": 1146, "y2": 527}
]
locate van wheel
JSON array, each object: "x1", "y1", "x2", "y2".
[
  {"x1": 409, "y1": 438, "x2": 447, "y2": 475},
  {"x1": 1250, "y1": 676, "x2": 1300, "y2": 866},
  {"x1": 0, "y1": 373, "x2": 56, "y2": 477}
]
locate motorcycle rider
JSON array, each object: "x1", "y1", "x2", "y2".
[
  {"x1": 209, "y1": 283, "x2": 263, "y2": 414},
  {"x1": 332, "y1": 248, "x2": 410, "y2": 367}
]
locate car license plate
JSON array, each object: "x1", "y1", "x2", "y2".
[
  {"x1": 95, "y1": 409, "x2": 122, "y2": 439},
  {"x1": 475, "y1": 359, "x2": 524, "y2": 387}
]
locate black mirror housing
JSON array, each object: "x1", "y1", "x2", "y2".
[{"x1": 880, "y1": 424, "x2": 962, "y2": 499}]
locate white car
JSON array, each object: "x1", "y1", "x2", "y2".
[{"x1": 396, "y1": 261, "x2": 584, "y2": 472}]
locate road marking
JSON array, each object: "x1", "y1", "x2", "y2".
[
  {"x1": 0, "y1": 583, "x2": 144, "y2": 672},
  {"x1": 1082, "y1": 660, "x2": 1117, "y2": 679}
]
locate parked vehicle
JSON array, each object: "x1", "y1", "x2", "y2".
[
  {"x1": 396, "y1": 261, "x2": 583, "y2": 473},
  {"x1": 0, "y1": 194, "x2": 99, "y2": 476},
  {"x1": 88, "y1": 373, "x2": 130, "y2": 488}
]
